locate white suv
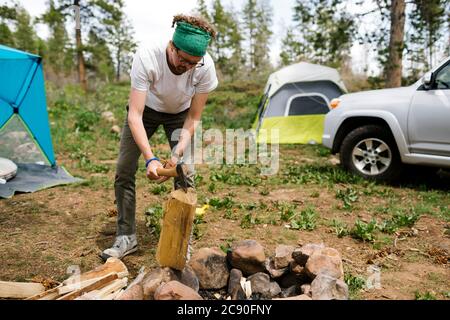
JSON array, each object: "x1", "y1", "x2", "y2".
[{"x1": 323, "y1": 57, "x2": 450, "y2": 181}]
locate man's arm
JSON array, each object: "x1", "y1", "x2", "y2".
[{"x1": 128, "y1": 88, "x2": 162, "y2": 180}]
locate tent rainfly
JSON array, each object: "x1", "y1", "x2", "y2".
[
  {"x1": 0, "y1": 45, "x2": 80, "y2": 198},
  {"x1": 253, "y1": 62, "x2": 347, "y2": 144}
]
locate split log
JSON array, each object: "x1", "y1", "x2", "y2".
[
  {"x1": 156, "y1": 188, "x2": 197, "y2": 271},
  {"x1": 26, "y1": 285, "x2": 63, "y2": 300},
  {"x1": 57, "y1": 273, "x2": 118, "y2": 300},
  {"x1": 63, "y1": 257, "x2": 128, "y2": 286},
  {"x1": 95, "y1": 278, "x2": 128, "y2": 299},
  {"x1": 58, "y1": 277, "x2": 104, "y2": 296},
  {"x1": 0, "y1": 281, "x2": 45, "y2": 299}
]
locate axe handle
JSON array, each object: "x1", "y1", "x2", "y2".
[{"x1": 156, "y1": 166, "x2": 178, "y2": 177}]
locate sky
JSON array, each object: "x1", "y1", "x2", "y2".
[{"x1": 12, "y1": 0, "x2": 373, "y2": 73}]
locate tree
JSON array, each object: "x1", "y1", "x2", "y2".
[
  {"x1": 283, "y1": 0, "x2": 355, "y2": 69},
  {"x1": 55, "y1": 0, "x2": 101, "y2": 91},
  {"x1": 197, "y1": 0, "x2": 244, "y2": 80},
  {"x1": 196, "y1": 0, "x2": 210, "y2": 21},
  {"x1": 253, "y1": 0, "x2": 273, "y2": 73},
  {"x1": 279, "y1": 28, "x2": 298, "y2": 66},
  {"x1": 0, "y1": 4, "x2": 16, "y2": 47},
  {"x1": 224, "y1": 4, "x2": 245, "y2": 80},
  {"x1": 85, "y1": 29, "x2": 114, "y2": 82},
  {"x1": 41, "y1": 0, "x2": 73, "y2": 77},
  {"x1": 385, "y1": 0, "x2": 406, "y2": 88},
  {"x1": 242, "y1": 0, "x2": 273, "y2": 75},
  {"x1": 95, "y1": 0, "x2": 136, "y2": 82},
  {"x1": 409, "y1": 0, "x2": 446, "y2": 70},
  {"x1": 13, "y1": 7, "x2": 38, "y2": 54}
]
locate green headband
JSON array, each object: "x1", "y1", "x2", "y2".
[{"x1": 172, "y1": 21, "x2": 211, "y2": 57}]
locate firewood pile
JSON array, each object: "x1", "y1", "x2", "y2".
[{"x1": 0, "y1": 258, "x2": 129, "y2": 300}]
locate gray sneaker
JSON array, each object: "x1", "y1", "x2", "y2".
[{"x1": 100, "y1": 234, "x2": 137, "y2": 261}]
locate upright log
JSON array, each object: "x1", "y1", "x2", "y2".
[{"x1": 156, "y1": 188, "x2": 197, "y2": 271}]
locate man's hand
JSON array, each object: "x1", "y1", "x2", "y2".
[
  {"x1": 155, "y1": 155, "x2": 179, "y2": 184},
  {"x1": 146, "y1": 160, "x2": 164, "y2": 181}
]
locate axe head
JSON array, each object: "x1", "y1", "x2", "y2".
[{"x1": 175, "y1": 162, "x2": 189, "y2": 192}]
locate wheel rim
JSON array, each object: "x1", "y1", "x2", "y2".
[{"x1": 352, "y1": 138, "x2": 392, "y2": 176}]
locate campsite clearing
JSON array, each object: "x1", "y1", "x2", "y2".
[{"x1": 0, "y1": 82, "x2": 448, "y2": 300}]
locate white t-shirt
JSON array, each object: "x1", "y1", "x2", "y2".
[{"x1": 130, "y1": 41, "x2": 218, "y2": 114}]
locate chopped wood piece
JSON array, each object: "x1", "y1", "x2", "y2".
[
  {"x1": 63, "y1": 258, "x2": 128, "y2": 286},
  {"x1": 0, "y1": 281, "x2": 45, "y2": 299},
  {"x1": 57, "y1": 273, "x2": 118, "y2": 300}
]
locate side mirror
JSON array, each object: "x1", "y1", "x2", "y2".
[{"x1": 422, "y1": 72, "x2": 433, "y2": 89}]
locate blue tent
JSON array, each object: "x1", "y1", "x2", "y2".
[
  {"x1": 0, "y1": 44, "x2": 55, "y2": 165},
  {"x1": 0, "y1": 45, "x2": 80, "y2": 198}
]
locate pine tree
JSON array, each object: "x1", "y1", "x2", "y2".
[
  {"x1": 95, "y1": 0, "x2": 136, "y2": 82},
  {"x1": 408, "y1": 0, "x2": 446, "y2": 70},
  {"x1": 285, "y1": 0, "x2": 355, "y2": 69},
  {"x1": 14, "y1": 7, "x2": 38, "y2": 54},
  {"x1": 253, "y1": 0, "x2": 273, "y2": 74},
  {"x1": 242, "y1": 0, "x2": 258, "y2": 72},
  {"x1": 0, "y1": 22, "x2": 14, "y2": 47},
  {"x1": 85, "y1": 29, "x2": 114, "y2": 82},
  {"x1": 200, "y1": 0, "x2": 244, "y2": 80},
  {"x1": 0, "y1": 5, "x2": 16, "y2": 47},
  {"x1": 279, "y1": 28, "x2": 298, "y2": 66},
  {"x1": 225, "y1": 4, "x2": 245, "y2": 80},
  {"x1": 196, "y1": 0, "x2": 210, "y2": 21},
  {"x1": 242, "y1": 0, "x2": 273, "y2": 76},
  {"x1": 41, "y1": 0, "x2": 73, "y2": 77}
]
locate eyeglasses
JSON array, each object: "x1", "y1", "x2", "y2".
[{"x1": 173, "y1": 45, "x2": 205, "y2": 68}]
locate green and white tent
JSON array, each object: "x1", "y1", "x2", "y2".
[{"x1": 253, "y1": 62, "x2": 347, "y2": 144}]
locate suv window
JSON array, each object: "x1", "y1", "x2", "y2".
[{"x1": 435, "y1": 63, "x2": 450, "y2": 90}]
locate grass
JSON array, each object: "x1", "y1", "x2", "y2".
[
  {"x1": 415, "y1": 291, "x2": 437, "y2": 300},
  {"x1": 345, "y1": 274, "x2": 366, "y2": 300}
]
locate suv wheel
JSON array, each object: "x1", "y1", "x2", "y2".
[{"x1": 340, "y1": 125, "x2": 402, "y2": 181}]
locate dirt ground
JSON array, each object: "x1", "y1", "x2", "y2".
[{"x1": 0, "y1": 147, "x2": 449, "y2": 300}]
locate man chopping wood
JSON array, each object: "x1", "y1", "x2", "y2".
[{"x1": 101, "y1": 15, "x2": 218, "y2": 261}]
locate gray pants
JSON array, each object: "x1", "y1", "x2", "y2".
[{"x1": 115, "y1": 106, "x2": 195, "y2": 236}]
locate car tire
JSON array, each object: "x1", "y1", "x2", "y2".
[{"x1": 340, "y1": 125, "x2": 402, "y2": 182}]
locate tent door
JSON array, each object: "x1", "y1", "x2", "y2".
[{"x1": 284, "y1": 93, "x2": 330, "y2": 117}]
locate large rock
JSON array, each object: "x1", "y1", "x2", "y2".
[
  {"x1": 248, "y1": 272, "x2": 281, "y2": 299},
  {"x1": 142, "y1": 266, "x2": 199, "y2": 300},
  {"x1": 116, "y1": 284, "x2": 143, "y2": 300},
  {"x1": 277, "y1": 271, "x2": 309, "y2": 288},
  {"x1": 280, "y1": 285, "x2": 299, "y2": 298},
  {"x1": 310, "y1": 273, "x2": 348, "y2": 300},
  {"x1": 101, "y1": 111, "x2": 116, "y2": 123},
  {"x1": 228, "y1": 269, "x2": 245, "y2": 300},
  {"x1": 189, "y1": 248, "x2": 229, "y2": 289},
  {"x1": 289, "y1": 261, "x2": 305, "y2": 275},
  {"x1": 305, "y1": 247, "x2": 344, "y2": 280},
  {"x1": 274, "y1": 245, "x2": 295, "y2": 269},
  {"x1": 154, "y1": 281, "x2": 203, "y2": 300},
  {"x1": 227, "y1": 240, "x2": 266, "y2": 276},
  {"x1": 265, "y1": 258, "x2": 288, "y2": 279},
  {"x1": 300, "y1": 284, "x2": 312, "y2": 297},
  {"x1": 292, "y1": 243, "x2": 325, "y2": 266}
]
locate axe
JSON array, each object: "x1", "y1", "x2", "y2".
[{"x1": 155, "y1": 161, "x2": 189, "y2": 192}]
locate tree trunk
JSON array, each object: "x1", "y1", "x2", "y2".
[
  {"x1": 116, "y1": 45, "x2": 121, "y2": 82},
  {"x1": 74, "y1": 0, "x2": 87, "y2": 91},
  {"x1": 385, "y1": 0, "x2": 406, "y2": 88}
]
